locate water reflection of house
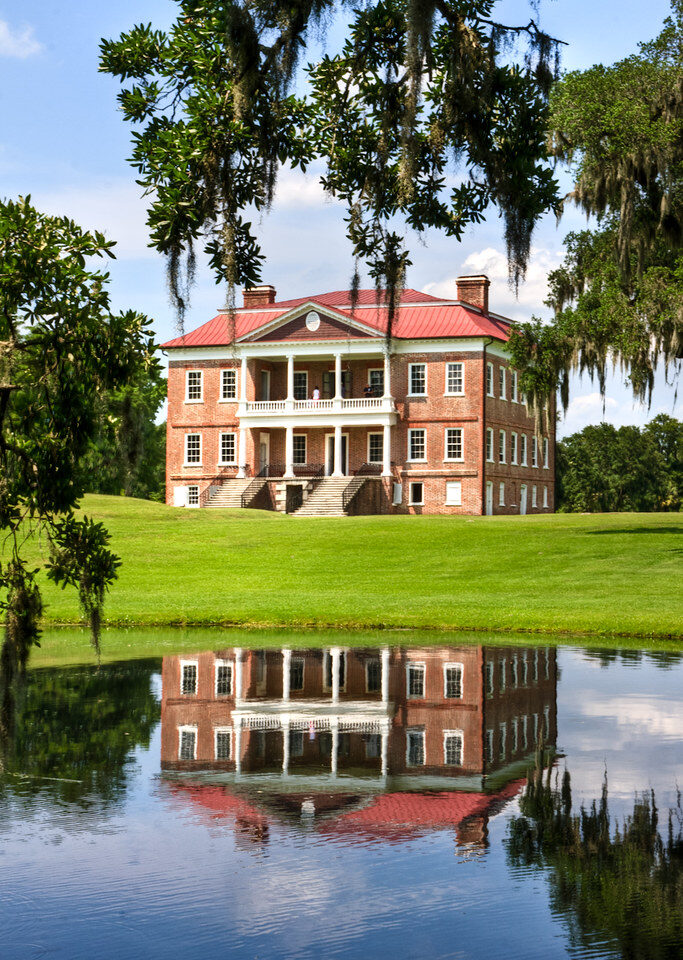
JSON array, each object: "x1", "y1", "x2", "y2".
[{"x1": 161, "y1": 646, "x2": 557, "y2": 847}]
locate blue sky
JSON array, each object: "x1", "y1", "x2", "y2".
[{"x1": 1, "y1": 0, "x2": 681, "y2": 436}]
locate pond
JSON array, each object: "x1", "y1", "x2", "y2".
[{"x1": 1, "y1": 639, "x2": 681, "y2": 960}]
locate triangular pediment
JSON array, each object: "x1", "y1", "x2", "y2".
[{"x1": 239, "y1": 301, "x2": 381, "y2": 343}]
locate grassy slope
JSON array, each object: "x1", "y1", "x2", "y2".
[{"x1": 22, "y1": 495, "x2": 682, "y2": 640}]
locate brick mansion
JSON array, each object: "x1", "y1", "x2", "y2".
[{"x1": 163, "y1": 274, "x2": 555, "y2": 516}]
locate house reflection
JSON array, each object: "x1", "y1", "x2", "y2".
[{"x1": 161, "y1": 645, "x2": 557, "y2": 850}]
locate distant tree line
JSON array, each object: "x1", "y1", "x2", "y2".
[{"x1": 557, "y1": 414, "x2": 682, "y2": 512}]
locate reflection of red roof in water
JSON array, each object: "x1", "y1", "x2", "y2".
[
  {"x1": 318, "y1": 780, "x2": 525, "y2": 844},
  {"x1": 166, "y1": 782, "x2": 267, "y2": 826}
]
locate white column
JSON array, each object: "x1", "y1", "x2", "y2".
[
  {"x1": 332, "y1": 423, "x2": 343, "y2": 477},
  {"x1": 234, "y1": 718, "x2": 242, "y2": 775},
  {"x1": 331, "y1": 648, "x2": 341, "y2": 703},
  {"x1": 382, "y1": 423, "x2": 391, "y2": 478},
  {"x1": 282, "y1": 648, "x2": 291, "y2": 701},
  {"x1": 381, "y1": 724, "x2": 389, "y2": 778},
  {"x1": 381, "y1": 647, "x2": 390, "y2": 703},
  {"x1": 286, "y1": 354, "x2": 295, "y2": 402},
  {"x1": 237, "y1": 427, "x2": 247, "y2": 478},
  {"x1": 234, "y1": 648, "x2": 243, "y2": 701},
  {"x1": 284, "y1": 424, "x2": 294, "y2": 478},
  {"x1": 383, "y1": 350, "x2": 391, "y2": 398},
  {"x1": 330, "y1": 720, "x2": 339, "y2": 776},
  {"x1": 334, "y1": 353, "x2": 343, "y2": 399},
  {"x1": 282, "y1": 717, "x2": 290, "y2": 775},
  {"x1": 240, "y1": 355, "x2": 248, "y2": 402}
]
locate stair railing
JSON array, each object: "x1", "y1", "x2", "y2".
[
  {"x1": 341, "y1": 463, "x2": 382, "y2": 512},
  {"x1": 240, "y1": 467, "x2": 268, "y2": 508}
]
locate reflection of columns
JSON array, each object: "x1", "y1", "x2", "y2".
[
  {"x1": 234, "y1": 718, "x2": 243, "y2": 775},
  {"x1": 282, "y1": 717, "x2": 290, "y2": 774},
  {"x1": 237, "y1": 427, "x2": 247, "y2": 478},
  {"x1": 330, "y1": 719, "x2": 339, "y2": 776},
  {"x1": 331, "y1": 647, "x2": 341, "y2": 703},
  {"x1": 282, "y1": 648, "x2": 291, "y2": 701},
  {"x1": 240, "y1": 355, "x2": 248, "y2": 402},
  {"x1": 383, "y1": 350, "x2": 391, "y2": 398},
  {"x1": 334, "y1": 353, "x2": 343, "y2": 399},
  {"x1": 382, "y1": 423, "x2": 391, "y2": 477},
  {"x1": 381, "y1": 647, "x2": 390, "y2": 703},
  {"x1": 234, "y1": 648, "x2": 243, "y2": 700},
  {"x1": 332, "y1": 424, "x2": 343, "y2": 477},
  {"x1": 286, "y1": 354, "x2": 294, "y2": 402},
  {"x1": 381, "y1": 724, "x2": 389, "y2": 778},
  {"x1": 284, "y1": 424, "x2": 294, "y2": 478}
]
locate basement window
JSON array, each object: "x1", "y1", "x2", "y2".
[{"x1": 409, "y1": 481, "x2": 424, "y2": 505}]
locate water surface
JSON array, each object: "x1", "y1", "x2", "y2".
[{"x1": 1, "y1": 641, "x2": 681, "y2": 960}]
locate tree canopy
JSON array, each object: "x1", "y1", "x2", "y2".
[
  {"x1": 0, "y1": 198, "x2": 158, "y2": 674},
  {"x1": 509, "y1": 2, "x2": 683, "y2": 420},
  {"x1": 100, "y1": 0, "x2": 562, "y2": 323}
]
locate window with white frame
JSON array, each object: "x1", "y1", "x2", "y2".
[
  {"x1": 407, "y1": 662, "x2": 425, "y2": 698},
  {"x1": 532, "y1": 484, "x2": 537, "y2": 508},
  {"x1": 187, "y1": 485, "x2": 199, "y2": 507},
  {"x1": 486, "y1": 428, "x2": 494, "y2": 462},
  {"x1": 522, "y1": 715, "x2": 528, "y2": 750},
  {"x1": 445, "y1": 362, "x2": 464, "y2": 395},
  {"x1": 219, "y1": 432, "x2": 236, "y2": 465},
  {"x1": 215, "y1": 728, "x2": 231, "y2": 760},
  {"x1": 293, "y1": 371, "x2": 308, "y2": 400},
  {"x1": 485, "y1": 728, "x2": 494, "y2": 763},
  {"x1": 406, "y1": 729, "x2": 425, "y2": 766},
  {"x1": 511, "y1": 432, "x2": 518, "y2": 464},
  {"x1": 445, "y1": 480, "x2": 462, "y2": 506},
  {"x1": 408, "y1": 428, "x2": 426, "y2": 461},
  {"x1": 486, "y1": 362, "x2": 494, "y2": 397},
  {"x1": 215, "y1": 660, "x2": 233, "y2": 697},
  {"x1": 409, "y1": 481, "x2": 424, "y2": 505},
  {"x1": 533, "y1": 713, "x2": 539, "y2": 742},
  {"x1": 409, "y1": 363, "x2": 426, "y2": 395},
  {"x1": 185, "y1": 370, "x2": 203, "y2": 401},
  {"x1": 511, "y1": 370, "x2": 519, "y2": 402},
  {"x1": 543, "y1": 485, "x2": 548, "y2": 508},
  {"x1": 520, "y1": 434, "x2": 528, "y2": 466},
  {"x1": 511, "y1": 655, "x2": 518, "y2": 687},
  {"x1": 179, "y1": 726, "x2": 197, "y2": 760},
  {"x1": 185, "y1": 433, "x2": 201, "y2": 465},
  {"x1": 499, "y1": 482, "x2": 505, "y2": 506},
  {"x1": 293, "y1": 434, "x2": 307, "y2": 464},
  {"x1": 499, "y1": 366, "x2": 506, "y2": 399},
  {"x1": 532, "y1": 436, "x2": 538, "y2": 468},
  {"x1": 444, "y1": 663, "x2": 463, "y2": 699},
  {"x1": 444, "y1": 731, "x2": 463, "y2": 766},
  {"x1": 543, "y1": 437, "x2": 549, "y2": 469},
  {"x1": 485, "y1": 660, "x2": 494, "y2": 696},
  {"x1": 511, "y1": 718, "x2": 519, "y2": 753},
  {"x1": 499, "y1": 722, "x2": 507, "y2": 760},
  {"x1": 366, "y1": 658, "x2": 381, "y2": 693},
  {"x1": 368, "y1": 368, "x2": 384, "y2": 395},
  {"x1": 290, "y1": 657, "x2": 304, "y2": 691},
  {"x1": 445, "y1": 427, "x2": 463, "y2": 460},
  {"x1": 500, "y1": 658, "x2": 506, "y2": 691},
  {"x1": 368, "y1": 432, "x2": 383, "y2": 463},
  {"x1": 181, "y1": 661, "x2": 198, "y2": 695},
  {"x1": 220, "y1": 369, "x2": 237, "y2": 400},
  {"x1": 498, "y1": 429, "x2": 506, "y2": 463}
]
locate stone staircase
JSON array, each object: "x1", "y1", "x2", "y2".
[
  {"x1": 205, "y1": 478, "x2": 256, "y2": 508},
  {"x1": 293, "y1": 477, "x2": 351, "y2": 517}
]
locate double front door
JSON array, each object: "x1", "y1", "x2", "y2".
[{"x1": 325, "y1": 433, "x2": 348, "y2": 475}]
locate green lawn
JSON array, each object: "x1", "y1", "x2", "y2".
[{"x1": 17, "y1": 495, "x2": 681, "y2": 640}]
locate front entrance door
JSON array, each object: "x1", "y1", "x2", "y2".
[
  {"x1": 259, "y1": 433, "x2": 270, "y2": 475},
  {"x1": 520, "y1": 484, "x2": 527, "y2": 515},
  {"x1": 485, "y1": 481, "x2": 493, "y2": 516},
  {"x1": 325, "y1": 434, "x2": 349, "y2": 475}
]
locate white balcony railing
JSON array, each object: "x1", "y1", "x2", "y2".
[{"x1": 242, "y1": 397, "x2": 395, "y2": 416}]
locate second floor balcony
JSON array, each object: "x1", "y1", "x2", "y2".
[{"x1": 240, "y1": 396, "x2": 396, "y2": 418}]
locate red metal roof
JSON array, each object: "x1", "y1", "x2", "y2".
[{"x1": 161, "y1": 288, "x2": 511, "y2": 349}]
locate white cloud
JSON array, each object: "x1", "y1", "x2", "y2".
[
  {"x1": 423, "y1": 245, "x2": 564, "y2": 322},
  {"x1": 579, "y1": 695, "x2": 683, "y2": 740},
  {"x1": 0, "y1": 19, "x2": 42, "y2": 59},
  {"x1": 272, "y1": 164, "x2": 328, "y2": 210},
  {"x1": 33, "y1": 180, "x2": 155, "y2": 260}
]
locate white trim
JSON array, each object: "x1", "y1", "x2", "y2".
[
  {"x1": 498, "y1": 429, "x2": 506, "y2": 464},
  {"x1": 485, "y1": 427, "x2": 494, "y2": 463},
  {"x1": 218, "y1": 431, "x2": 237, "y2": 466},
  {"x1": 184, "y1": 432, "x2": 202, "y2": 467},
  {"x1": 219, "y1": 368, "x2": 238, "y2": 402},
  {"x1": 408, "y1": 362, "x2": 427, "y2": 397},
  {"x1": 408, "y1": 481, "x2": 424, "y2": 505},
  {"x1": 511, "y1": 370, "x2": 519, "y2": 403},
  {"x1": 498, "y1": 366, "x2": 506, "y2": 400},
  {"x1": 499, "y1": 481, "x2": 505, "y2": 506},
  {"x1": 237, "y1": 299, "x2": 384, "y2": 342},
  {"x1": 443, "y1": 729, "x2": 464, "y2": 766},
  {"x1": 443, "y1": 662, "x2": 464, "y2": 699},
  {"x1": 443, "y1": 427, "x2": 464, "y2": 462},
  {"x1": 520, "y1": 435, "x2": 528, "y2": 467},
  {"x1": 543, "y1": 437, "x2": 549, "y2": 469},
  {"x1": 511, "y1": 432, "x2": 518, "y2": 465},
  {"x1": 178, "y1": 725, "x2": 198, "y2": 760},
  {"x1": 445, "y1": 479, "x2": 462, "y2": 506},
  {"x1": 185, "y1": 369, "x2": 203, "y2": 403},
  {"x1": 444, "y1": 361, "x2": 465, "y2": 396},
  {"x1": 407, "y1": 428, "x2": 427, "y2": 462},
  {"x1": 324, "y1": 431, "x2": 349, "y2": 475},
  {"x1": 486, "y1": 362, "x2": 494, "y2": 397},
  {"x1": 186, "y1": 484, "x2": 199, "y2": 508}
]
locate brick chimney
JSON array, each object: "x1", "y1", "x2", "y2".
[
  {"x1": 242, "y1": 285, "x2": 277, "y2": 308},
  {"x1": 456, "y1": 275, "x2": 490, "y2": 314}
]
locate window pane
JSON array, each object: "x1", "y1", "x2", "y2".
[
  {"x1": 293, "y1": 372, "x2": 308, "y2": 400},
  {"x1": 215, "y1": 730, "x2": 231, "y2": 760},
  {"x1": 368, "y1": 433, "x2": 383, "y2": 463},
  {"x1": 409, "y1": 482, "x2": 423, "y2": 505},
  {"x1": 499, "y1": 367, "x2": 506, "y2": 399},
  {"x1": 410, "y1": 364, "x2": 426, "y2": 394},
  {"x1": 407, "y1": 663, "x2": 425, "y2": 697},
  {"x1": 186, "y1": 371, "x2": 202, "y2": 400},
  {"x1": 446, "y1": 428, "x2": 462, "y2": 460},
  {"x1": 369, "y1": 369, "x2": 384, "y2": 394},
  {"x1": 498, "y1": 430, "x2": 506, "y2": 463},
  {"x1": 220, "y1": 433, "x2": 235, "y2": 464},
  {"x1": 445, "y1": 665, "x2": 462, "y2": 698},
  {"x1": 446, "y1": 362, "x2": 463, "y2": 393},
  {"x1": 185, "y1": 434, "x2": 201, "y2": 463},
  {"x1": 293, "y1": 435, "x2": 307, "y2": 464},
  {"x1": 407, "y1": 731, "x2": 425, "y2": 766},
  {"x1": 187, "y1": 486, "x2": 199, "y2": 506},
  {"x1": 181, "y1": 663, "x2": 197, "y2": 695},
  {"x1": 366, "y1": 658, "x2": 381, "y2": 692},
  {"x1": 290, "y1": 658, "x2": 304, "y2": 690},
  {"x1": 216, "y1": 664, "x2": 232, "y2": 696},
  {"x1": 221, "y1": 369, "x2": 236, "y2": 399},
  {"x1": 409, "y1": 430, "x2": 425, "y2": 460},
  {"x1": 444, "y1": 733, "x2": 463, "y2": 765},
  {"x1": 179, "y1": 729, "x2": 196, "y2": 760}
]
